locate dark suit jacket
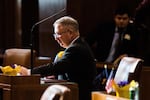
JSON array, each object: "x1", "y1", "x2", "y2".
[
  {"x1": 32, "y1": 37, "x2": 96, "y2": 100},
  {"x1": 86, "y1": 22, "x2": 139, "y2": 63}
]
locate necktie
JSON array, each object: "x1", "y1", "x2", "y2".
[{"x1": 106, "y1": 32, "x2": 120, "y2": 62}]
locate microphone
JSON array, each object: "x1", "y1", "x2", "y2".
[
  {"x1": 31, "y1": 8, "x2": 66, "y2": 32},
  {"x1": 30, "y1": 8, "x2": 66, "y2": 74}
]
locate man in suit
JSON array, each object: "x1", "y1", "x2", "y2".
[
  {"x1": 20, "y1": 16, "x2": 96, "y2": 100},
  {"x1": 85, "y1": 7, "x2": 140, "y2": 63}
]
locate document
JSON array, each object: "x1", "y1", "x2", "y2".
[{"x1": 114, "y1": 57, "x2": 142, "y2": 84}]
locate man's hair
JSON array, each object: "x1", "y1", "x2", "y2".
[
  {"x1": 114, "y1": 6, "x2": 131, "y2": 17},
  {"x1": 53, "y1": 16, "x2": 79, "y2": 32}
]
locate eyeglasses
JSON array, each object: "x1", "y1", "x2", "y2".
[
  {"x1": 53, "y1": 31, "x2": 68, "y2": 38},
  {"x1": 53, "y1": 33, "x2": 61, "y2": 38}
]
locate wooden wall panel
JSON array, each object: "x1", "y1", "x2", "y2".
[
  {"x1": 0, "y1": 0, "x2": 17, "y2": 49},
  {"x1": 21, "y1": 0, "x2": 39, "y2": 49},
  {"x1": 38, "y1": 0, "x2": 67, "y2": 59}
]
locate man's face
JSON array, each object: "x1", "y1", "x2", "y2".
[
  {"x1": 53, "y1": 24, "x2": 72, "y2": 48},
  {"x1": 114, "y1": 14, "x2": 130, "y2": 28}
]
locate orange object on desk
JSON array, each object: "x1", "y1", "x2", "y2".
[{"x1": 92, "y1": 91, "x2": 129, "y2": 100}]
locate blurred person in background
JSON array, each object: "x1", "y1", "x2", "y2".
[{"x1": 85, "y1": 6, "x2": 139, "y2": 65}]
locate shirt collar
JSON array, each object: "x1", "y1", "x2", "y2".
[{"x1": 67, "y1": 36, "x2": 80, "y2": 48}]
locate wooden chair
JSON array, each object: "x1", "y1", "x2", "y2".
[
  {"x1": 2, "y1": 48, "x2": 54, "y2": 69},
  {"x1": 2, "y1": 48, "x2": 36, "y2": 68},
  {"x1": 40, "y1": 84, "x2": 71, "y2": 100}
]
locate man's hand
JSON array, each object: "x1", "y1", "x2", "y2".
[{"x1": 19, "y1": 67, "x2": 30, "y2": 75}]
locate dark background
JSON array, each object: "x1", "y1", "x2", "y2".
[{"x1": 0, "y1": 0, "x2": 143, "y2": 60}]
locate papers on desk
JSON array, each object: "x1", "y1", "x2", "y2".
[
  {"x1": 114, "y1": 57, "x2": 142, "y2": 84},
  {"x1": 40, "y1": 77, "x2": 67, "y2": 84}
]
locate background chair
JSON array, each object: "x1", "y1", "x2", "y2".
[
  {"x1": 40, "y1": 84, "x2": 71, "y2": 100},
  {"x1": 2, "y1": 48, "x2": 52, "y2": 69},
  {"x1": 2, "y1": 48, "x2": 36, "y2": 68}
]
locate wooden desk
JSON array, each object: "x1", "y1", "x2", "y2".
[
  {"x1": 0, "y1": 74, "x2": 78, "y2": 100},
  {"x1": 92, "y1": 91, "x2": 129, "y2": 100},
  {"x1": 95, "y1": 62, "x2": 150, "y2": 100}
]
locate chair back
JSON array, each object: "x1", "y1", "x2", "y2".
[
  {"x1": 2, "y1": 48, "x2": 36, "y2": 68},
  {"x1": 40, "y1": 84, "x2": 71, "y2": 100}
]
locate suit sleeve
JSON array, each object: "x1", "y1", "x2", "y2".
[{"x1": 32, "y1": 63, "x2": 54, "y2": 77}]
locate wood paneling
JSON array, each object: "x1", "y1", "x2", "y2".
[
  {"x1": 38, "y1": 0, "x2": 67, "y2": 59},
  {"x1": 21, "y1": 0, "x2": 39, "y2": 49},
  {"x1": 0, "y1": 0, "x2": 17, "y2": 48}
]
